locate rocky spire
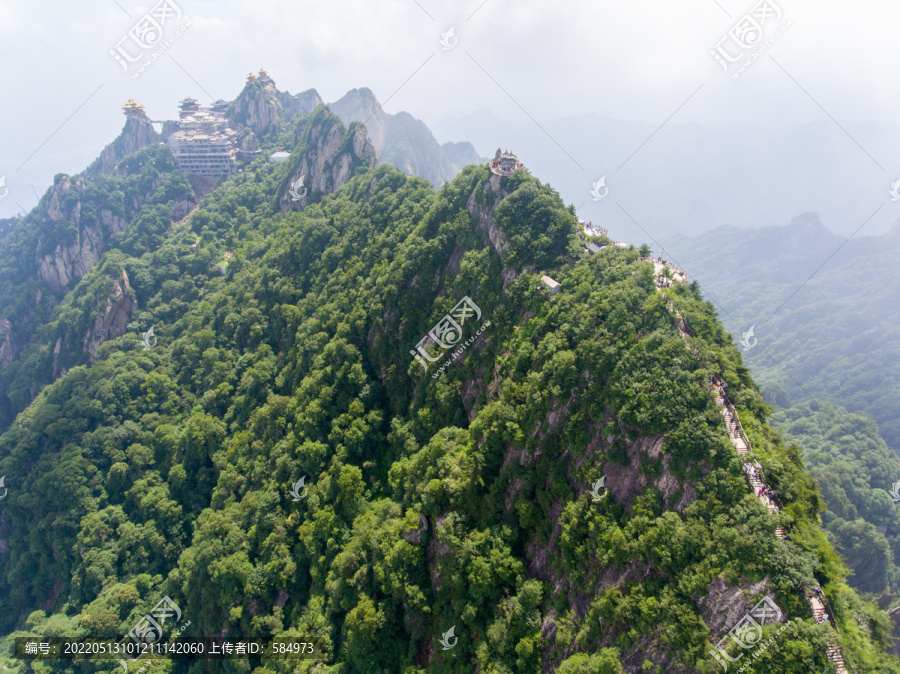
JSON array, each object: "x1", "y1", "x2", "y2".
[
  {"x1": 84, "y1": 100, "x2": 159, "y2": 177},
  {"x1": 278, "y1": 107, "x2": 377, "y2": 214}
]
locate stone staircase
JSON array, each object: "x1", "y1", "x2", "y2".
[
  {"x1": 714, "y1": 384, "x2": 850, "y2": 673},
  {"x1": 665, "y1": 296, "x2": 854, "y2": 672},
  {"x1": 826, "y1": 643, "x2": 848, "y2": 673}
]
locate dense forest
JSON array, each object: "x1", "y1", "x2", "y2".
[
  {"x1": 0, "y1": 102, "x2": 898, "y2": 673},
  {"x1": 774, "y1": 401, "x2": 900, "y2": 597},
  {"x1": 669, "y1": 214, "x2": 900, "y2": 451}
]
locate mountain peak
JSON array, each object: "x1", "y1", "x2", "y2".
[
  {"x1": 278, "y1": 106, "x2": 377, "y2": 213},
  {"x1": 83, "y1": 100, "x2": 158, "y2": 178}
]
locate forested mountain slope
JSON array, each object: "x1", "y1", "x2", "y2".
[
  {"x1": 774, "y1": 401, "x2": 900, "y2": 596},
  {"x1": 668, "y1": 214, "x2": 900, "y2": 451},
  {"x1": 0, "y1": 133, "x2": 897, "y2": 672}
]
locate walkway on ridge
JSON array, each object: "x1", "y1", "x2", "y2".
[
  {"x1": 712, "y1": 382, "x2": 849, "y2": 673},
  {"x1": 644, "y1": 261, "x2": 852, "y2": 672}
]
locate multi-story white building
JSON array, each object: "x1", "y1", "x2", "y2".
[{"x1": 168, "y1": 99, "x2": 238, "y2": 176}]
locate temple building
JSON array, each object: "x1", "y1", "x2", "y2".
[
  {"x1": 168, "y1": 100, "x2": 238, "y2": 176},
  {"x1": 177, "y1": 97, "x2": 200, "y2": 119},
  {"x1": 122, "y1": 99, "x2": 146, "y2": 117},
  {"x1": 247, "y1": 68, "x2": 271, "y2": 84},
  {"x1": 489, "y1": 149, "x2": 522, "y2": 176}
]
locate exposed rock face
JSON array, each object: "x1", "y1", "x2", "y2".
[
  {"x1": 697, "y1": 576, "x2": 774, "y2": 640},
  {"x1": 467, "y1": 179, "x2": 509, "y2": 259},
  {"x1": 329, "y1": 88, "x2": 388, "y2": 153},
  {"x1": 401, "y1": 514, "x2": 429, "y2": 546},
  {"x1": 278, "y1": 88, "x2": 324, "y2": 119},
  {"x1": 84, "y1": 111, "x2": 159, "y2": 177},
  {"x1": 888, "y1": 607, "x2": 900, "y2": 656},
  {"x1": 466, "y1": 175, "x2": 520, "y2": 289},
  {"x1": 160, "y1": 119, "x2": 180, "y2": 140},
  {"x1": 237, "y1": 129, "x2": 261, "y2": 159},
  {"x1": 83, "y1": 270, "x2": 138, "y2": 362},
  {"x1": 34, "y1": 176, "x2": 128, "y2": 294},
  {"x1": 229, "y1": 77, "x2": 283, "y2": 138},
  {"x1": 0, "y1": 319, "x2": 13, "y2": 367},
  {"x1": 279, "y1": 110, "x2": 377, "y2": 213},
  {"x1": 329, "y1": 88, "x2": 485, "y2": 188},
  {"x1": 602, "y1": 432, "x2": 700, "y2": 514}
]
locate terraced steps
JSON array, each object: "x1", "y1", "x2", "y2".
[{"x1": 714, "y1": 383, "x2": 851, "y2": 673}]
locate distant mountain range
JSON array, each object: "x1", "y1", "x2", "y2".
[
  {"x1": 434, "y1": 110, "x2": 900, "y2": 240},
  {"x1": 329, "y1": 88, "x2": 486, "y2": 188},
  {"x1": 666, "y1": 213, "x2": 900, "y2": 450}
]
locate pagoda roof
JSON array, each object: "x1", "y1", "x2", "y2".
[{"x1": 122, "y1": 99, "x2": 145, "y2": 114}]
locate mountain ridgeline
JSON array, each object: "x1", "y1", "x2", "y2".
[
  {"x1": 0, "y1": 86, "x2": 897, "y2": 673},
  {"x1": 0, "y1": 73, "x2": 480, "y2": 435}
]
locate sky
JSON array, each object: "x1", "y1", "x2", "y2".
[{"x1": 0, "y1": 0, "x2": 898, "y2": 224}]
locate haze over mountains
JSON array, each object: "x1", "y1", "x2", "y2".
[
  {"x1": 1, "y1": 60, "x2": 900, "y2": 671},
  {"x1": 668, "y1": 214, "x2": 900, "y2": 449},
  {"x1": 434, "y1": 110, "x2": 900, "y2": 241}
]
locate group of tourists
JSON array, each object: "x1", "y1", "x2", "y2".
[
  {"x1": 758, "y1": 485, "x2": 780, "y2": 509},
  {"x1": 743, "y1": 460, "x2": 763, "y2": 478},
  {"x1": 709, "y1": 374, "x2": 729, "y2": 391},
  {"x1": 742, "y1": 460, "x2": 781, "y2": 511}
]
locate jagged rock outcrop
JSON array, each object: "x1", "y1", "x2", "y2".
[
  {"x1": 278, "y1": 87, "x2": 324, "y2": 119},
  {"x1": 237, "y1": 129, "x2": 262, "y2": 159},
  {"x1": 888, "y1": 606, "x2": 900, "y2": 656},
  {"x1": 465, "y1": 175, "x2": 523, "y2": 288},
  {"x1": 49, "y1": 269, "x2": 138, "y2": 377},
  {"x1": 329, "y1": 88, "x2": 485, "y2": 187},
  {"x1": 35, "y1": 176, "x2": 128, "y2": 294},
  {"x1": 83, "y1": 270, "x2": 138, "y2": 363},
  {"x1": 467, "y1": 177, "x2": 509, "y2": 258},
  {"x1": 278, "y1": 108, "x2": 377, "y2": 213},
  {"x1": 329, "y1": 88, "x2": 389, "y2": 154},
  {"x1": 229, "y1": 75, "x2": 283, "y2": 138},
  {"x1": 33, "y1": 171, "x2": 198, "y2": 296},
  {"x1": 160, "y1": 119, "x2": 180, "y2": 140},
  {"x1": 84, "y1": 109, "x2": 159, "y2": 177}
]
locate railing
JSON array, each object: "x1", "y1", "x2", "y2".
[
  {"x1": 741, "y1": 459, "x2": 786, "y2": 512},
  {"x1": 719, "y1": 388, "x2": 752, "y2": 452},
  {"x1": 807, "y1": 588, "x2": 854, "y2": 671}
]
